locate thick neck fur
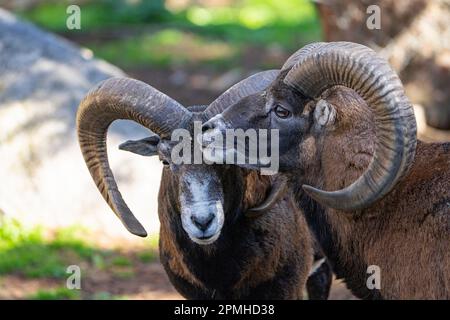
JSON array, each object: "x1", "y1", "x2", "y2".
[
  {"x1": 292, "y1": 86, "x2": 450, "y2": 299},
  {"x1": 293, "y1": 87, "x2": 381, "y2": 299}
]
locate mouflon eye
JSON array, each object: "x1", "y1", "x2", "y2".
[{"x1": 274, "y1": 104, "x2": 291, "y2": 119}]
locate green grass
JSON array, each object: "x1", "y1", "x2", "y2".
[
  {"x1": 111, "y1": 256, "x2": 132, "y2": 267},
  {"x1": 0, "y1": 217, "x2": 158, "y2": 279},
  {"x1": 28, "y1": 287, "x2": 81, "y2": 300},
  {"x1": 138, "y1": 251, "x2": 157, "y2": 263},
  {"x1": 28, "y1": 287, "x2": 127, "y2": 300},
  {"x1": 0, "y1": 217, "x2": 160, "y2": 299},
  {"x1": 15, "y1": 0, "x2": 322, "y2": 68},
  {"x1": 90, "y1": 291, "x2": 124, "y2": 300},
  {"x1": 0, "y1": 218, "x2": 96, "y2": 278},
  {"x1": 91, "y1": 253, "x2": 106, "y2": 270},
  {"x1": 112, "y1": 269, "x2": 135, "y2": 279},
  {"x1": 179, "y1": 0, "x2": 322, "y2": 49},
  {"x1": 89, "y1": 29, "x2": 239, "y2": 68},
  {"x1": 17, "y1": 0, "x2": 170, "y2": 31},
  {"x1": 138, "y1": 234, "x2": 159, "y2": 263}
]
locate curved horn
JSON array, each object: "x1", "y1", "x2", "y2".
[
  {"x1": 281, "y1": 42, "x2": 327, "y2": 71},
  {"x1": 204, "y1": 70, "x2": 280, "y2": 118},
  {"x1": 77, "y1": 77, "x2": 192, "y2": 236},
  {"x1": 284, "y1": 42, "x2": 417, "y2": 210},
  {"x1": 245, "y1": 176, "x2": 288, "y2": 218}
]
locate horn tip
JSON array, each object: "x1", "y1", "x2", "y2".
[
  {"x1": 130, "y1": 227, "x2": 148, "y2": 238},
  {"x1": 302, "y1": 184, "x2": 340, "y2": 209},
  {"x1": 122, "y1": 216, "x2": 148, "y2": 237},
  {"x1": 118, "y1": 142, "x2": 127, "y2": 150},
  {"x1": 302, "y1": 184, "x2": 362, "y2": 211}
]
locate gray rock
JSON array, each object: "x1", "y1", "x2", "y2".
[{"x1": 0, "y1": 9, "x2": 162, "y2": 238}]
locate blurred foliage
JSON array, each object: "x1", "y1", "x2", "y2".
[
  {"x1": 0, "y1": 217, "x2": 158, "y2": 279},
  {"x1": 28, "y1": 287, "x2": 81, "y2": 300},
  {"x1": 111, "y1": 255, "x2": 133, "y2": 267},
  {"x1": 15, "y1": 0, "x2": 321, "y2": 69},
  {"x1": 0, "y1": 218, "x2": 95, "y2": 278},
  {"x1": 18, "y1": 0, "x2": 170, "y2": 30},
  {"x1": 89, "y1": 29, "x2": 238, "y2": 68},
  {"x1": 90, "y1": 291, "x2": 124, "y2": 300},
  {"x1": 112, "y1": 269, "x2": 135, "y2": 279},
  {"x1": 138, "y1": 250, "x2": 157, "y2": 263}
]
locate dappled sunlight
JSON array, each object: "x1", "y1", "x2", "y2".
[
  {"x1": 15, "y1": 0, "x2": 321, "y2": 70},
  {"x1": 184, "y1": 0, "x2": 318, "y2": 29}
]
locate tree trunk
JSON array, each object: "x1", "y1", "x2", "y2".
[{"x1": 316, "y1": 0, "x2": 450, "y2": 130}]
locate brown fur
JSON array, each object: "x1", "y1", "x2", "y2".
[
  {"x1": 298, "y1": 87, "x2": 450, "y2": 299},
  {"x1": 237, "y1": 172, "x2": 310, "y2": 295},
  {"x1": 212, "y1": 70, "x2": 449, "y2": 298}
]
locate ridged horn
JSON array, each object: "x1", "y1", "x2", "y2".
[
  {"x1": 284, "y1": 42, "x2": 417, "y2": 210},
  {"x1": 281, "y1": 42, "x2": 328, "y2": 71},
  {"x1": 77, "y1": 77, "x2": 192, "y2": 236},
  {"x1": 204, "y1": 70, "x2": 280, "y2": 118}
]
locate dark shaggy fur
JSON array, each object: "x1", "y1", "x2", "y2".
[{"x1": 158, "y1": 168, "x2": 315, "y2": 299}]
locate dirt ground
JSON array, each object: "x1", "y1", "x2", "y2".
[{"x1": 0, "y1": 259, "x2": 355, "y2": 300}]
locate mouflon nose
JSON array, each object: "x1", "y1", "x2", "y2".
[{"x1": 191, "y1": 213, "x2": 214, "y2": 232}]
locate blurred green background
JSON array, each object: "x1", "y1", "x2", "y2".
[{"x1": 16, "y1": 0, "x2": 320, "y2": 69}]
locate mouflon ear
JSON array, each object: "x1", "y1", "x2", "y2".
[
  {"x1": 118, "y1": 135, "x2": 160, "y2": 157},
  {"x1": 313, "y1": 99, "x2": 336, "y2": 129}
]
